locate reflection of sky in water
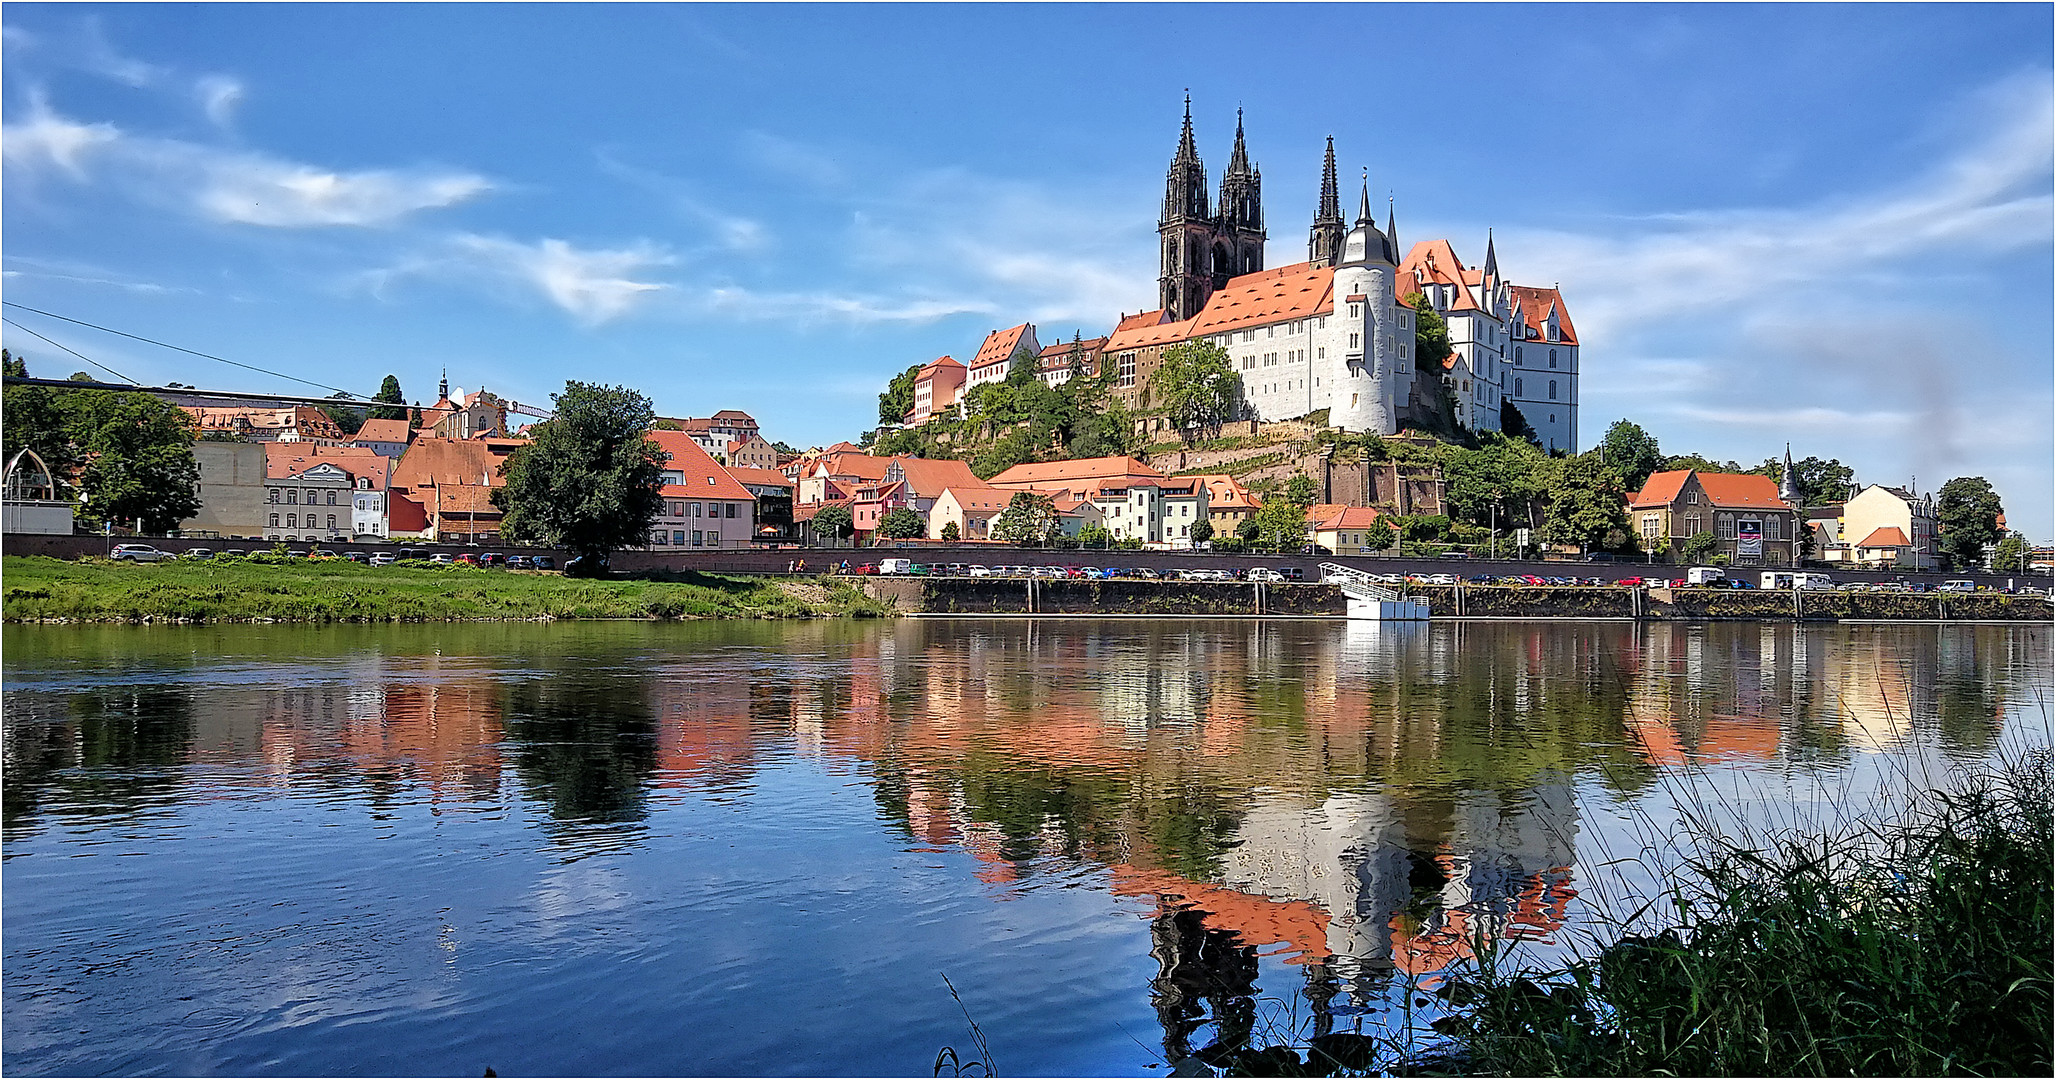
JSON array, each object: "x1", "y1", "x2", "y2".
[{"x1": 1, "y1": 620, "x2": 2046, "y2": 1076}]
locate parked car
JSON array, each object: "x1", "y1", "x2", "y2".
[
  {"x1": 1440, "y1": 551, "x2": 1470, "y2": 560},
  {"x1": 532, "y1": 556, "x2": 556, "y2": 571},
  {"x1": 181, "y1": 547, "x2": 214, "y2": 559},
  {"x1": 1247, "y1": 567, "x2": 1285, "y2": 583},
  {"x1": 966, "y1": 565, "x2": 994, "y2": 577},
  {"x1": 110, "y1": 544, "x2": 174, "y2": 562},
  {"x1": 563, "y1": 553, "x2": 609, "y2": 577},
  {"x1": 477, "y1": 552, "x2": 506, "y2": 568},
  {"x1": 455, "y1": 553, "x2": 481, "y2": 566},
  {"x1": 341, "y1": 552, "x2": 369, "y2": 563},
  {"x1": 506, "y1": 555, "x2": 534, "y2": 570},
  {"x1": 222, "y1": 548, "x2": 247, "y2": 558},
  {"x1": 369, "y1": 553, "x2": 397, "y2": 566},
  {"x1": 1938, "y1": 580, "x2": 1978, "y2": 593},
  {"x1": 430, "y1": 553, "x2": 455, "y2": 564},
  {"x1": 1279, "y1": 567, "x2": 1305, "y2": 582}
]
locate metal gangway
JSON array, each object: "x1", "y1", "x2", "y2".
[{"x1": 1319, "y1": 563, "x2": 1431, "y2": 621}]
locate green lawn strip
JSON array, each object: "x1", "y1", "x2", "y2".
[{"x1": 1, "y1": 556, "x2": 888, "y2": 622}]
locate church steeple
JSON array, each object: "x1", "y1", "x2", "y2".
[
  {"x1": 1162, "y1": 93, "x2": 1209, "y2": 223},
  {"x1": 1780, "y1": 444, "x2": 1802, "y2": 506},
  {"x1": 1217, "y1": 106, "x2": 1264, "y2": 263},
  {"x1": 1309, "y1": 136, "x2": 1344, "y2": 267}
]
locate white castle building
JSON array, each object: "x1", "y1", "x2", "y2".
[{"x1": 1101, "y1": 104, "x2": 1581, "y2": 450}]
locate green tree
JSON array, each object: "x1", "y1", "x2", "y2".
[
  {"x1": 1281, "y1": 473, "x2": 1319, "y2": 508},
  {"x1": 877, "y1": 506, "x2": 924, "y2": 540},
  {"x1": 370, "y1": 375, "x2": 408, "y2": 422},
  {"x1": 1236, "y1": 517, "x2": 1261, "y2": 543},
  {"x1": 878, "y1": 363, "x2": 922, "y2": 426},
  {"x1": 2, "y1": 352, "x2": 83, "y2": 479},
  {"x1": 1190, "y1": 519, "x2": 1214, "y2": 544},
  {"x1": 1758, "y1": 455, "x2": 1856, "y2": 508},
  {"x1": 320, "y1": 392, "x2": 368, "y2": 437},
  {"x1": 1992, "y1": 532, "x2": 2029, "y2": 574},
  {"x1": 992, "y1": 491, "x2": 1059, "y2": 544},
  {"x1": 2, "y1": 348, "x2": 25, "y2": 378},
  {"x1": 939, "y1": 520, "x2": 961, "y2": 542},
  {"x1": 1538, "y1": 452, "x2": 1631, "y2": 552},
  {"x1": 1664, "y1": 452, "x2": 1744, "y2": 474},
  {"x1": 495, "y1": 382, "x2": 666, "y2": 560},
  {"x1": 1600, "y1": 419, "x2": 1664, "y2": 493},
  {"x1": 1500, "y1": 401, "x2": 1538, "y2": 444},
  {"x1": 1077, "y1": 522, "x2": 1113, "y2": 548},
  {"x1": 1252, "y1": 498, "x2": 1309, "y2": 551},
  {"x1": 811, "y1": 504, "x2": 854, "y2": 546},
  {"x1": 1936, "y1": 477, "x2": 2005, "y2": 570},
  {"x1": 1678, "y1": 531, "x2": 1721, "y2": 564},
  {"x1": 1442, "y1": 432, "x2": 1548, "y2": 531},
  {"x1": 1153, "y1": 339, "x2": 1238, "y2": 442},
  {"x1": 1404, "y1": 293, "x2": 1453, "y2": 371},
  {"x1": 971, "y1": 429, "x2": 1036, "y2": 479},
  {"x1": 60, "y1": 387, "x2": 204, "y2": 532},
  {"x1": 1366, "y1": 520, "x2": 1397, "y2": 553}
]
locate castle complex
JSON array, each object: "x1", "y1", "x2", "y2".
[{"x1": 905, "y1": 100, "x2": 1582, "y2": 451}]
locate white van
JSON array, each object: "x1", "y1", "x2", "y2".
[
  {"x1": 1686, "y1": 566, "x2": 1724, "y2": 586},
  {"x1": 877, "y1": 558, "x2": 914, "y2": 575},
  {"x1": 1761, "y1": 571, "x2": 1834, "y2": 590}
]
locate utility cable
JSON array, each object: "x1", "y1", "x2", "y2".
[
  {"x1": 1, "y1": 316, "x2": 140, "y2": 384},
  {"x1": 1, "y1": 301, "x2": 362, "y2": 399}
]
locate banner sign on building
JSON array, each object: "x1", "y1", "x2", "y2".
[{"x1": 1738, "y1": 519, "x2": 1762, "y2": 556}]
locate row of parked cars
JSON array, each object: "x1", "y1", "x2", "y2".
[
  {"x1": 867, "y1": 560, "x2": 1310, "y2": 582},
  {"x1": 105, "y1": 544, "x2": 557, "y2": 570}
]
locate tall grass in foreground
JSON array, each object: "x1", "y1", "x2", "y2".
[{"x1": 1429, "y1": 750, "x2": 2052, "y2": 1077}]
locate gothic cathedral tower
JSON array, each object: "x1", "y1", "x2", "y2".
[
  {"x1": 1308, "y1": 137, "x2": 1344, "y2": 268},
  {"x1": 1159, "y1": 99, "x2": 1266, "y2": 321}
]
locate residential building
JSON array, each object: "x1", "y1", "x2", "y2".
[
  {"x1": 848, "y1": 457, "x2": 994, "y2": 541},
  {"x1": 797, "y1": 450, "x2": 895, "y2": 507},
  {"x1": 1192, "y1": 474, "x2": 1261, "y2": 537},
  {"x1": 388, "y1": 435, "x2": 526, "y2": 544},
  {"x1": 183, "y1": 405, "x2": 347, "y2": 445},
  {"x1": 1091, "y1": 478, "x2": 1210, "y2": 548},
  {"x1": 1806, "y1": 505, "x2": 1848, "y2": 563},
  {"x1": 1840, "y1": 484, "x2": 1939, "y2": 571},
  {"x1": 724, "y1": 434, "x2": 780, "y2": 470},
  {"x1": 661, "y1": 410, "x2": 762, "y2": 459},
  {"x1": 725, "y1": 466, "x2": 796, "y2": 540},
  {"x1": 965, "y1": 323, "x2": 1041, "y2": 391},
  {"x1": 988, "y1": 456, "x2": 1168, "y2": 498},
  {"x1": 908, "y1": 356, "x2": 968, "y2": 425},
  {"x1": 1307, "y1": 504, "x2": 1386, "y2": 555},
  {"x1": 352, "y1": 418, "x2": 415, "y2": 460},
  {"x1": 1035, "y1": 336, "x2": 1106, "y2": 388},
  {"x1": 180, "y1": 441, "x2": 268, "y2": 538},
  {"x1": 1628, "y1": 470, "x2": 1800, "y2": 566},
  {"x1": 929, "y1": 486, "x2": 1015, "y2": 541},
  {"x1": 263, "y1": 444, "x2": 391, "y2": 542},
  {"x1": 646, "y1": 429, "x2": 757, "y2": 549}
]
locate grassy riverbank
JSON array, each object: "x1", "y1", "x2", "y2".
[{"x1": 0, "y1": 555, "x2": 895, "y2": 623}]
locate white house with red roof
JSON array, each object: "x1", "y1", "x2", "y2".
[
  {"x1": 262, "y1": 444, "x2": 392, "y2": 542},
  {"x1": 965, "y1": 323, "x2": 1041, "y2": 390},
  {"x1": 1505, "y1": 284, "x2": 1580, "y2": 453},
  {"x1": 646, "y1": 429, "x2": 757, "y2": 549}
]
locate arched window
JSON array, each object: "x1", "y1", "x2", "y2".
[
  {"x1": 1514, "y1": 378, "x2": 1523, "y2": 396},
  {"x1": 1514, "y1": 347, "x2": 1523, "y2": 365},
  {"x1": 1549, "y1": 380, "x2": 1558, "y2": 400},
  {"x1": 1550, "y1": 349, "x2": 1558, "y2": 368}
]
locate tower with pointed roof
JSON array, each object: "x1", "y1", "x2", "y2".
[
  {"x1": 1158, "y1": 97, "x2": 1265, "y2": 321},
  {"x1": 1780, "y1": 444, "x2": 1802, "y2": 507},
  {"x1": 1308, "y1": 137, "x2": 1344, "y2": 268}
]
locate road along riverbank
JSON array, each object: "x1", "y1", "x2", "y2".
[{"x1": 864, "y1": 577, "x2": 2054, "y2": 621}]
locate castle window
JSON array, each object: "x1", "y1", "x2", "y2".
[
  {"x1": 1550, "y1": 349, "x2": 1559, "y2": 368},
  {"x1": 287, "y1": 514, "x2": 297, "y2": 528},
  {"x1": 1317, "y1": 347, "x2": 1325, "y2": 359},
  {"x1": 1514, "y1": 378, "x2": 1523, "y2": 396},
  {"x1": 1549, "y1": 380, "x2": 1558, "y2": 400},
  {"x1": 1514, "y1": 347, "x2": 1523, "y2": 365}
]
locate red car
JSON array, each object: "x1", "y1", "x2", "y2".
[{"x1": 455, "y1": 553, "x2": 480, "y2": 566}]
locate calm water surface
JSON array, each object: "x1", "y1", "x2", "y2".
[{"x1": 3, "y1": 619, "x2": 2048, "y2": 1076}]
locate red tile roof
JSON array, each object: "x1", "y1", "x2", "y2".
[
  {"x1": 1510, "y1": 285, "x2": 1578, "y2": 346},
  {"x1": 1397, "y1": 240, "x2": 1479, "y2": 311},
  {"x1": 1696, "y1": 472, "x2": 1792, "y2": 511},
  {"x1": 1114, "y1": 310, "x2": 1168, "y2": 333},
  {"x1": 1187, "y1": 262, "x2": 1336, "y2": 337},
  {"x1": 265, "y1": 443, "x2": 390, "y2": 487},
  {"x1": 1311, "y1": 505, "x2": 1383, "y2": 531},
  {"x1": 1190, "y1": 474, "x2": 1260, "y2": 511},
  {"x1": 391, "y1": 435, "x2": 527, "y2": 492},
  {"x1": 988, "y1": 456, "x2": 1165, "y2": 489},
  {"x1": 970, "y1": 323, "x2": 1034, "y2": 372},
  {"x1": 1857, "y1": 526, "x2": 1911, "y2": 548},
  {"x1": 1104, "y1": 313, "x2": 1196, "y2": 351},
  {"x1": 724, "y1": 466, "x2": 795, "y2": 490},
  {"x1": 889, "y1": 457, "x2": 988, "y2": 501},
  {"x1": 1629, "y1": 470, "x2": 1693, "y2": 509},
  {"x1": 647, "y1": 429, "x2": 757, "y2": 502},
  {"x1": 353, "y1": 418, "x2": 413, "y2": 445},
  {"x1": 916, "y1": 354, "x2": 966, "y2": 377}
]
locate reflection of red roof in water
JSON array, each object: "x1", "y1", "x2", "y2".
[
  {"x1": 1389, "y1": 859, "x2": 1577, "y2": 982},
  {"x1": 1109, "y1": 865, "x2": 1332, "y2": 965}
]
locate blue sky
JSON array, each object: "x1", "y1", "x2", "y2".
[{"x1": 5, "y1": 4, "x2": 2051, "y2": 540}]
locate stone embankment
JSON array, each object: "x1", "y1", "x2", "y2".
[{"x1": 862, "y1": 578, "x2": 2055, "y2": 621}]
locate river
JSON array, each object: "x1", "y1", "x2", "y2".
[{"x1": 3, "y1": 619, "x2": 2048, "y2": 1076}]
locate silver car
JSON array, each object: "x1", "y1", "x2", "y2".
[{"x1": 110, "y1": 544, "x2": 173, "y2": 562}]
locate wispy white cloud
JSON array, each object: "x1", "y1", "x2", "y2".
[
  {"x1": 2, "y1": 255, "x2": 200, "y2": 295},
  {"x1": 703, "y1": 285, "x2": 994, "y2": 325},
  {"x1": 3, "y1": 100, "x2": 490, "y2": 226},
  {"x1": 197, "y1": 75, "x2": 244, "y2": 129},
  {"x1": 447, "y1": 235, "x2": 674, "y2": 324},
  {"x1": 594, "y1": 152, "x2": 766, "y2": 254}
]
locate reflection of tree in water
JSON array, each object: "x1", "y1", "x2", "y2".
[
  {"x1": 1150, "y1": 907, "x2": 1259, "y2": 1064},
  {"x1": 2, "y1": 686, "x2": 194, "y2": 837},
  {"x1": 503, "y1": 672, "x2": 658, "y2": 828}
]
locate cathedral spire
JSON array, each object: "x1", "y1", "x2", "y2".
[
  {"x1": 1308, "y1": 137, "x2": 1345, "y2": 268},
  {"x1": 1176, "y1": 93, "x2": 1199, "y2": 165},
  {"x1": 1227, "y1": 107, "x2": 1251, "y2": 174},
  {"x1": 1482, "y1": 228, "x2": 1499, "y2": 286},
  {"x1": 1385, "y1": 196, "x2": 1398, "y2": 264}
]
